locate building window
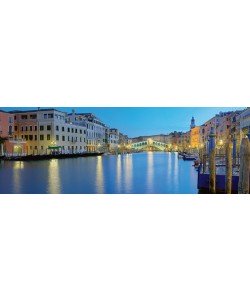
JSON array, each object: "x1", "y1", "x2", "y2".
[
  {"x1": 21, "y1": 115, "x2": 28, "y2": 119},
  {"x1": 47, "y1": 125, "x2": 51, "y2": 131},
  {"x1": 71, "y1": 128, "x2": 74, "y2": 133},
  {"x1": 67, "y1": 128, "x2": 70, "y2": 133},
  {"x1": 14, "y1": 126, "x2": 18, "y2": 131},
  {"x1": 34, "y1": 135, "x2": 37, "y2": 140},
  {"x1": 25, "y1": 135, "x2": 28, "y2": 140},
  {"x1": 75, "y1": 129, "x2": 78, "y2": 133},
  {"x1": 41, "y1": 146, "x2": 43, "y2": 150},
  {"x1": 80, "y1": 129, "x2": 82, "y2": 134},
  {"x1": 62, "y1": 127, "x2": 65, "y2": 132},
  {"x1": 40, "y1": 135, "x2": 44, "y2": 141},
  {"x1": 29, "y1": 135, "x2": 33, "y2": 141},
  {"x1": 30, "y1": 126, "x2": 32, "y2": 131},
  {"x1": 25, "y1": 126, "x2": 28, "y2": 131},
  {"x1": 56, "y1": 126, "x2": 59, "y2": 131},
  {"x1": 21, "y1": 135, "x2": 24, "y2": 139},
  {"x1": 30, "y1": 146, "x2": 32, "y2": 150},
  {"x1": 34, "y1": 126, "x2": 37, "y2": 131},
  {"x1": 62, "y1": 136, "x2": 65, "y2": 141},
  {"x1": 48, "y1": 113, "x2": 53, "y2": 118},
  {"x1": 80, "y1": 137, "x2": 82, "y2": 142},
  {"x1": 40, "y1": 126, "x2": 44, "y2": 131},
  {"x1": 9, "y1": 117, "x2": 13, "y2": 123},
  {"x1": 30, "y1": 114, "x2": 37, "y2": 119},
  {"x1": 47, "y1": 134, "x2": 50, "y2": 141},
  {"x1": 8, "y1": 126, "x2": 13, "y2": 135},
  {"x1": 68, "y1": 136, "x2": 70, "y2": 141},
  {"x1": 56, "y1": 135, "x2": 59, "y2": 141},
  {"x1": 44, "y1": 114, "x2": 48, "y2": 119}
]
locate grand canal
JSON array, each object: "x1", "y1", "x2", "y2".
[{"x1": 0, "y1": 152, "x2": 198, "y2": 194}]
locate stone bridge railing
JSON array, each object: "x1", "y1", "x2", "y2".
[{"x1": 131, "y1": 140, "x2": 168, "y2": 151}]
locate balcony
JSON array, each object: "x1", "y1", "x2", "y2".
[{"x1": 8, "y1": 138, "x2": 27, "y2": 144}]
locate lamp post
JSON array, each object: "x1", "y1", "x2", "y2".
[{"x1": 218, "y1": 139, "x2": 223, "y2": 155}]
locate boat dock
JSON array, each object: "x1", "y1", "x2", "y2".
[{"x1": 196, "y1": 129, "x2": 250, "y2": 194}]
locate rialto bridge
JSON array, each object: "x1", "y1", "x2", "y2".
[{"x1": 130, "y1": 138, "x2": 169, "y2": 151}]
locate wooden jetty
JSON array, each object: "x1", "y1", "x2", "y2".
[
  {"x1": 1, "y1": 152, "x2": 104, "y2": 161},
  {"x1": 197, "y1": 166, "x2": 243, "y2": 193},
  {"x1": 197, "y1": 129, "x2": 250, "y2": 194}
]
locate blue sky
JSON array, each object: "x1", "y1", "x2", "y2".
[{"x1": 1, "y1": 107, "x2": 244, "y2": 137}]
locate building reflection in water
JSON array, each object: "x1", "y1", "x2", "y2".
[
  {"x1": 13, "y1": 161, "x2": 24, "y2": 193},
  {"x1": 124, "y1": 154, "x2": 133, "y2": 192},
  {"x1": 48, "y1": 159, "x2": 61, "y2": 194},
  {"x1": 96, "y1": 156, "x2": 104, "y2": 193},
  {"x1": 116, "y1": 154, "x2": 122, "y2": 193},
  {"x1": 173, "y1": 152, "x2": 179, "y2": 188},
  {"x1": 167, "y1": 152, "x2": 172, "y2": 182},
  {"x1": 147, "y1": 151, "x2": 154, "y2": 192}
]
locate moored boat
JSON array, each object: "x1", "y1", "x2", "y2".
[{"x1": 183, "y1": 154, "x2": 196, "y2": 161}]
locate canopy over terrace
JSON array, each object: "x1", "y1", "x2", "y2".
[{"x1": 47, "y1": 145, "x2": 62, "y2": 154}]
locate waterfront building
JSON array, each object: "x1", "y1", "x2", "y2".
[
  {"x1": 0, "y1": 110, "x2": 27, "y2": 155},
  {"x1": 119, "y1": 132, "x2": 129, "y2": 145},
  {"x1": 169, "y1": 131, "x2": 183, "y2": 151},
  {"x1": 180, "y1": 131, "x2": 191, "y2": 152},
  {"x1": 239, "y1": 107, "x2": 250, "y2": 139},
  {"x1": 108, "y1": 128, "x2": 119, "y2": 151},
  {"x1": 10, "y1": 108, "x2": 87, "y2": 155},
  {"x1": 190, "y1": 126, "x2": 200, "y2": 150},
  {"x1": 68, "y1": 112, "x2": 106, "y2": 152},
  {"x1": 197, "y1": 110, "x2": 244, "y2": 153}
]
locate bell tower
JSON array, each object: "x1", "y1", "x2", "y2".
[{"x1": 190, "y1": 116, "x2": 195, "y2": 129}]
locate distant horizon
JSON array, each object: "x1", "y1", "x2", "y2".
[{"x1": 0, "y1": 107, "x2": 245, "y2": 137}]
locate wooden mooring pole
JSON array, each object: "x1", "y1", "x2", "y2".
[
  {"x1": 238, "y1": 138, "x2": 250, "y2": 194},
  {"x1": 209, "y1": 127, "x2": 216, "y2": 193},
  {"x1": 225, "y1": 139, "x2": 233, "y2": 194}
]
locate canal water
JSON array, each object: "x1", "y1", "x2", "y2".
[{"x1": 0, "y1": 152, "x2": 198, "y2": 194}]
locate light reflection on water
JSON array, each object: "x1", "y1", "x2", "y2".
[
  {"x1": 147, "y1": 152, "x2": 154, "y2": 192},
  {"x1": 13, "y1": 161, "x2": 24, "y2": 193},
  {"x1": 167, "y1": 152, "x2": 172, "y2": 180},
  {"x1": 48, "y1": 159, "x2": 61, "y2": 194},
  {"x1": 96, "y1": 156, "x2": 104, "y2": 193},
  {"x1": 173, "y1": 152, "x2": 179, "y2": 189},
  {"x1": 124, "y1": 154, "x2": 133, "y2": 193},
  {"x1": 0, "y1": 152, "x2": 198, "y2": 194},
  {"x1": 116, "y1": 154, "x2": 122, "y2": 193}
]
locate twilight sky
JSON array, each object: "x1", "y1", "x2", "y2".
[{"x1": 1, "y1": 107, "x2": 244, "y2": 137}]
